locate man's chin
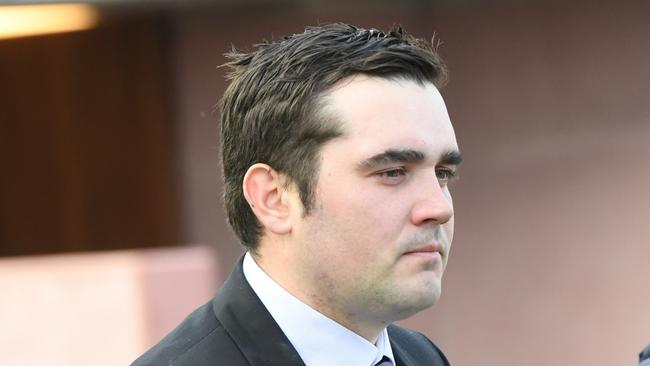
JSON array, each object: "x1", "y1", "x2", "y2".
[{"x1": 389, "y1": 287, "x2": 441, "y2": 321}]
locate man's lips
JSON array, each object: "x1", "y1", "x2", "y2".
[{"x1": 403, "y1": 244, "x2": 443, "y2": 259}]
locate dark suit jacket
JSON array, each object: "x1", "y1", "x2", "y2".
[{"x1": 132, "y1": 256, "x2": 450, "y2": 366}]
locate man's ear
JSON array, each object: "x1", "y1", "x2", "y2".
[{"x1": 242, "y1": 163, "x2": 293, "y2": 235}]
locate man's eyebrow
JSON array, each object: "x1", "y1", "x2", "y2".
[
  {"x1": 357, "y1": 148, "x2": 463, "y2": 171},
  {"x1": 440, "y1": 150, "x2": 463, "y2": 166},
  {"x1": 357, "y1": 149, "x2": 425, "y2": 170}
]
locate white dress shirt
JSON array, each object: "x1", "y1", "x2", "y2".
[{"x1": 243, "y1": 252, "x2": 395, "y2": 366}]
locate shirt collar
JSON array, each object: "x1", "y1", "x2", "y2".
[{"x1": 243, "y1": 252, "x2": 395, "y2": 366}]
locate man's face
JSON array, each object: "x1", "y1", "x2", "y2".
[{"x1": 289, "y1": 75, "x2": 461, "y2": 328}]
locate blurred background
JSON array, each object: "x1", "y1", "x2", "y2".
[{"x1": 1, "y1": 0, "x2": 649, "y2": 365}]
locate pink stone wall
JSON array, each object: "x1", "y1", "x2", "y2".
[{"x1": 0, "y1": 246, "x2": 219, "y2": 365}]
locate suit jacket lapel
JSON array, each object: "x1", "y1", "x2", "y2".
[
  {"x1": 212, "y1": 255, "x2": 306, "y2": 366},
  {"x1": 389, "y1": 332, "x2": 418, "y2": 366},
  {"x1": 387, "y1": 325, "x2": 449, "y2": 366}
]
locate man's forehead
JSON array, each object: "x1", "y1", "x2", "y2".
[
  {"x1": 321, "y1": 77, "x2": 450, "y2": 128},
  {"x1": 316, "y1": 74, "x2": 458, "y2": 161}
]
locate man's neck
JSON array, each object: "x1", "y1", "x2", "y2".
[{"x1": 251, "y1": 251, "x2": 386, "y2": 343}]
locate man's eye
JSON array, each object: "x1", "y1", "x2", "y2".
[
  {"x1": 376, "y1": 168, "x2": 407, "y2": 184},
  {"x1": 435, "y1": 168, "x2": 457, "y2": 183},
  {"x1": 381, "y1": 169, "x2": 405, "y2": 178}
]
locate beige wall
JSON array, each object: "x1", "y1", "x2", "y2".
[{"x1": 172, "y1": 2, "x2": 650, "y2": 365}]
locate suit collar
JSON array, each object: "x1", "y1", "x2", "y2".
[
  {"x1": 388, "y1": 325, "x2": 417, "y2": 366},
  {"x1": 212, "y1": 255, "x2": 305, "y2": 366}
]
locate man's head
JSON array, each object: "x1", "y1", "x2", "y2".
[
  {"x1": 220, "y1": 23, "x2": 447, "y2": 250},
  {"x1": 220, "y1": 23, "x2": 460, "y2": 339}
]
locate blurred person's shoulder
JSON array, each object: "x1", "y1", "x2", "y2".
[
  {"x1": 640, "y1": 343, "x2": 650, "y2": 366},
  {"x1": 131, "y1": 300, "x2": 246, "y2": 366}
]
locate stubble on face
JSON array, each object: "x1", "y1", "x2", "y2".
[{"x1": 293, "y1": 190, "x2": 449, "y2": 332}]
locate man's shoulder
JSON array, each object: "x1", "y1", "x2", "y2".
[
  {"x1": 131, "y1": 300, "x2": 246, "y2": 366},
  {"x1": 387, "y1": 324, "x2": 451, "y2": 366}
]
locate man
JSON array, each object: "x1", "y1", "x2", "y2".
[{"x1": 133, "y1": 23, "x2": 461, "y2": 366}]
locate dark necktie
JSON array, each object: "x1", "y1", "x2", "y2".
[{"x1": 374, "y1": 355, "x2": 393, "y2": 366}]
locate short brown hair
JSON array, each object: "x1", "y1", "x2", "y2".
[{"x1": 220, "y1": 23, "x2": 447, "y2": 250}]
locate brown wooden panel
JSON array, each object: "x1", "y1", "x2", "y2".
[{"x1": 0, "y1": 15, "x2": 179, "y2": 256}]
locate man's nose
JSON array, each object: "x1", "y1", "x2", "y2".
[{"x1": 410, "y1": 180, "x2": 453, "y2": 226}]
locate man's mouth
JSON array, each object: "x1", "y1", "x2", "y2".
[{"x1": 403, "y1": 244, "x2": 443, "y2": 260}]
